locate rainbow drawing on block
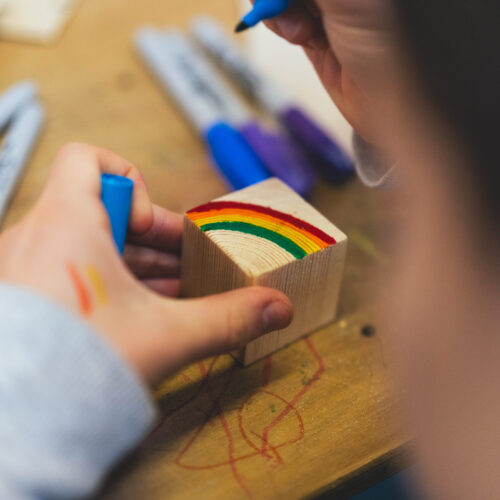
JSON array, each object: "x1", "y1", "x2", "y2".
[{"x1": 187, "y1": 201, "x2": 336, "y2": 260}]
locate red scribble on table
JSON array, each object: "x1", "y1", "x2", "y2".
[
  {"x1": 238, "y1": 389, "x2": 304, "y2": 465},
  {"x1": 155, "y1": 338, "x2": 325, "y2": 497}
]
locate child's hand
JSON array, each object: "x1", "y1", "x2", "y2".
[
  {"x1": 259, "y1": 0, "x2": 395, "y2": 143},
  {"x1": 0, "y1": 143, "x2": 293, "y2": 384}
]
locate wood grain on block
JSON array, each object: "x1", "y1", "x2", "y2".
[{"x1": 181, "y1": 178, "x2": 347, "y2": 364}]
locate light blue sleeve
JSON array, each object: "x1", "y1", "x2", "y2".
[{"x1": 0, "y1": 284, "x2": 157, "y2": 499}]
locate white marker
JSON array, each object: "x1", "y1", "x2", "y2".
[
  {"x1": 135, "y1": 28, "x2": 317, "y2": 194},
  {"x1": 192, "y1": 17, "x2": 289, "y2": 115},
  {"x1": 0, "y1": 85, "x2": 44, "y2": 222},
  {"x1": 135, "y1": 28, "x2": 250, "y2": 131},
  {"x1": 135, "y1": 28, "x2": 270, "y2": 190},
  {"x1": 0, "y1": 80, "x2": 38, "y2": 132}
]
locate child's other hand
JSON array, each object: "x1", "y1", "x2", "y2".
[
  {"x1": 0, "y1": 143, "x2": 293, "y2": 384},
  {"x1": 259, "y1": 0, "x2": 395, "y2": 144}
]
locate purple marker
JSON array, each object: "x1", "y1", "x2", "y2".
[
  {"x1": 192, "y1": 17, "x2": 355, "y2": 184},
  {"x1": 241, "y1": 120, "x2": 317, "y2": 196},
  {"x1": 239, "y1": 122, "x2": 316, "y2": 195},
  {"x1": 279, "y1": 106, "x2": 353, "y2": 183}
]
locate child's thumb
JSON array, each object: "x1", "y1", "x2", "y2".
[{"x1": 178, "y1": 287, "x2": 293, "y2": 360}]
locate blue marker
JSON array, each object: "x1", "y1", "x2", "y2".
[
  {"x1": 235, "y1": 0, "x2": 293, "y2": 32},
  {"x1": 100, "y1": 174, "x2": 133, "y2": 254},
  {"x1": 135, "y1": 28, "x2": 270, "y2": 190}
]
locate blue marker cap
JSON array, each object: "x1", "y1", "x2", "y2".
[
  {"x1": 205, "y1": 121, "x2": 270, "y2": 190},
  {"x1": 100, "y1": 173, "x2": 134, "y2": 254},
  {"x1": 236, "y1": 0, "x2": 293, "y2": 32}
]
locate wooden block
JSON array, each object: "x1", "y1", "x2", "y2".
[{"x1": 181, "y1": 178, "x2": 347, "y2": 365}]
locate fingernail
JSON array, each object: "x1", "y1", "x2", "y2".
[
  {"x1": 274, "y1": 18, "x2": 302, "y2": 41},
  {"x1": 262, "y1": 300, "x2": 293, "y2": 332}
]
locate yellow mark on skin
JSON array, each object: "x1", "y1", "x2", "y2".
[
  {"x1": 349, "y1": 229, "x2": 390, "y2": 267},
  {"x1": 85, "y1": 266, "x2": 108, "y2": 306}
]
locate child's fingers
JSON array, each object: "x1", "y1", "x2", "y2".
[
  {"x1": 304, "y1": 0, "x2": 321, "y2": 17},
  {"x1": 142, "y1": 278, "x2": 180, "y2": 298},
  {"x1": 262, "y1": 1, "x2": 318, "y2": 45},
  {"x1": 44, "y1": 142, "x2": 154, "y2": 233},
  {"x1": 124, "y1": 245, "x2": 180, "y2": 279},
  {"x1": 127, "y1": 205, "x2": 183, "y2": 253}
]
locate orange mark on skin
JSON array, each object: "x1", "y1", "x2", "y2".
[
  {"x1": 85, "y1": 266, "x2": 108, "y2": 306},
  {"x1": 66, "y1": 262, "x2": 92, "y2": 316}
]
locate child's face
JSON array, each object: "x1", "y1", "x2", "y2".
[{"x1": 379, "y1": 55, "x2": 500, "y2": 498}]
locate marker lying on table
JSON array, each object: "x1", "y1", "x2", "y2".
[
  {"x1": 0, "y1": 81, "x2": 44, "y2": 223},
  {"x1": 0, "y1": 80, "x2": 38, "y2": 131},
  {"x1": 193, "y1": 18, "x2": 355, "y2": 183},
  {"x1": 135, "y1": 28, "x2": 316, "y2": 195},
  {"x1": 135, "y1": 28, "x2": 267, "y2": 191},
  {"x1": 235, "y1": 0, "x2": 293, "y2": 32},
  {"x1": 100, "y1": 174, "x2": 133, "y2": 254}
]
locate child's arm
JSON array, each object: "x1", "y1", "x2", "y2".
[
  {"x1": 0, "y1": 284, "x2": 155, "y2": 499},
  {"x1": 0, "y1": 143, "x2": 293, "y2": 498}
]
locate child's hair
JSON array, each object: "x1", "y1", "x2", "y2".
[{"x1": 393, "y1": 0, "x2": 499, "y2": 223}]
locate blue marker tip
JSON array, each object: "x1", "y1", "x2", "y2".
[
  {"x1": 235, "y1": 0, "x2": 293, "y2": 32},
  {"x1": 100, "y1": 173, "x2": 134, "y2": 254}
]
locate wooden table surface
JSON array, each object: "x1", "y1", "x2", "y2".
[{"x1": 0, "y1": 1, "x2": 409, "y2": 498}]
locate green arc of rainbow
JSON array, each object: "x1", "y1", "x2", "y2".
[{"x1": 200, "y1": 221, "x2": 307, "y2": 259}]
